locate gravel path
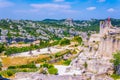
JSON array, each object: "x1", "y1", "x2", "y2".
[{"x1": 11, "y1": 47, "x2": 64, "y2": 57}]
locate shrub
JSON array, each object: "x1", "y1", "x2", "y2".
[
  {"x1": 83, "y1": 62, "x2": 88, "y2": 69},
  {"x1": 0, "y1": 44, "x2": 5, "y2": 53},
  {"x1": 39, "y1": 41, "x2": 49, "y2": 48},
  {"x1": 0, "y1": 69, "x2": 38, "y2": 77},
  {"x1": 19, "y1": 63, "x2": 36, "y2": 68},
  {"x1": 48, "y1": 64, "x2": 54, "y2": 69},
  {"x1": 40, "y1": 63, "x2": 49, "y2": 68},
  {"x1": 71, "y1": 49, "x2": 77, "y2": 54},
  {"x1": 0, "y1": 62, "x2": 2, "y2": 71},
  {"x1": 6, "y1": 70, "x2": 15, "y2": 76},
  {"x1": 111, "y1": 74, "x2": 120, "y2": 80},
  {"x1": 48, "y1": 67, "x2": 58, "y2": 75},
  {"x1": 113, "y1": 51, "x2": 120, "y2": 66},
  {"x1": 23, "y1": 69, "x2": 27, "y2": 72},
  {"x1": 72, "y1": 36, "x2": 83, "y2": 45},
  {"x1": 59, "y1": 38, "x2": 70, "y2": 46},
  {"x1": 49, "y1": 40, "x2": 60, "y2": 46},
  {"x1": 8, "y1": 66, "x2": 16, "y2": 69},
  {"x1": 40, "y1": 63, "x2": 57, "y2": 75},
  {"x1": 55, "y1": 52, "x2": 61, "y2": 58},
  {"x1": 8, "y1": 63, "x2": 37, "y2": 69},
  {"x1": 63, "y1": 59, "x2": 71, "y2": 66},
  {"x1": 40, "y1": 63, "x2": 54, "y2": 69}
]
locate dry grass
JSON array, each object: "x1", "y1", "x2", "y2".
[
  {"x1": 1, "y1": 54, "x2": 49, "y2": 67},
  {"x1": 53, "y1": 60, "x2": 64, "y2": 65},
  {"x1": 1, "y1": 49, "x2": 78, "y2": 67},
  {"x1": 9, "y1": 44, "x2": 30, "y2": 48},
  {"x1": 9, "y1": 40, "x2": 40, "y2": 48}
]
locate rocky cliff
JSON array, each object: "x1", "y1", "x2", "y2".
[{"x1": 99, "y1": 34, "x2": 120, "y2": 58}]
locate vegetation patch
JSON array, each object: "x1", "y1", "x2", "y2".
[
  {"x1": 63, "y1": 59, "x2": 71, "y2": 66},
  {"x1": 72, "y1": 36, "x2": 83, "y2": 45},
  {"x1": 111, "y1": 74, "x2": 120, "y2": 80},
  {"x1": 48, "y1": 67, "x2": 58, "y2": 75},
  {"x1": 40, "y1": 63, "x2": 58, "y2": 75},
  {"x1": 59, "y1": 38, "x2": 70, "y2": 46},
  {"x1": 8, "y1": 63, "x2": 37, "y2": 69},
  {"x1": 0, "y1": 44, "x2": 5, "y2": 53},
  {"x1": 0, "y1": 68, "x2": 38, "y2": 78},
  {"x1": 111, "y1": 51, "x2": 120, "y2": 79},
  {"x1": 112, "y1": 51, "x2": 120, "y2": 66}
]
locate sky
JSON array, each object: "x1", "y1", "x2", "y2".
[{"x1": 0, "y1": 0, "x2": 120, "y2": 20}]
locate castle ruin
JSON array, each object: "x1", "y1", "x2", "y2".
[{"x1": 99, "y1": 18, "x2": 120, "y2": 58}]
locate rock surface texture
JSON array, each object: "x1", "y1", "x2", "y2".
[{"x1": 70, "y1": 18, "x2": 120, "y2": 79}]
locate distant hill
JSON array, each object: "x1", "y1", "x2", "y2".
[{"x1": 0, "y1": 18, "x2": 120, "y2": 43}]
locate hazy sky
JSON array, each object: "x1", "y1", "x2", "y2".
[{"x1": 0, "y1": 0, "x2": 120, "y2": 20}]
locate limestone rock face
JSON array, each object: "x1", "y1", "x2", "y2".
[
  {"x1": 64, "y1": 18, "x2": 74, "y2": 26},
  {"x1": 69, "y1": 19, "x2": 120, "y2": 79},
  {"x1": 98, "y1": 35, "x2": 120, "y2": 58},
  {"x1": 96, "y1": 18, "x2": 120, "y2": 58},
  {"x1": 13, "y1": 72, "x2": 88, "y2": 80}
]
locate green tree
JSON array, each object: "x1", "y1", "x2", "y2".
[
  {"x1": 0, "y1": 44, "x2": 5, "y2": 53},
  {"x1": 59, "y1": 38, "x2": 70, "y2": 46},
  {"x1": 0, "y1": 62, "x2": 2, "y2": 70},
  {"x1": 40, "y1": 63, "x2": 54, "y2": 69},
  {"x1": 72, "y1": 36, "x2": 83, "y2": 45},
  {"x1": 6, "y1": 70, "x2": 15, "y2": 76},
  {"x1": 48, "y1": 67, "x2": 58, "y2": 75},
  {"x1": 63, "y1": 59, "x2": 71, "y2": 66},
  {"x1": 7, "y1": 31, "x2": 12, "y2": 39},
  {"x1": 111, "y1": 52, "x2": 120, "y2": 79},
  {"x1": 113, "y1": 51, "x2": 120, "y2": 66}
]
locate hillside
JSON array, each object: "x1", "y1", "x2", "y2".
[{"x1": 0, "y1": 18, "x2": 120, "y2": 43}]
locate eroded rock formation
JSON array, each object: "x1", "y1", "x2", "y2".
[{"x1": 69, "y1": 18, "x2": 120, "y2": 79}]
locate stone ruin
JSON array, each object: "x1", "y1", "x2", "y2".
[
  {"x1": 69, "y1": 18, "x2": 120, "y2": 80},
  {"x1": 99, "y1": 18, "x2": 120, "y2": 58}
]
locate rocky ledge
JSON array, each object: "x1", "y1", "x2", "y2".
[
  {"x1": 12, "y1": 72, "x2": 88, "y2": 80},
  {"x1": 12, "y1": 72, "x2": 113, "y2": 80}
]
